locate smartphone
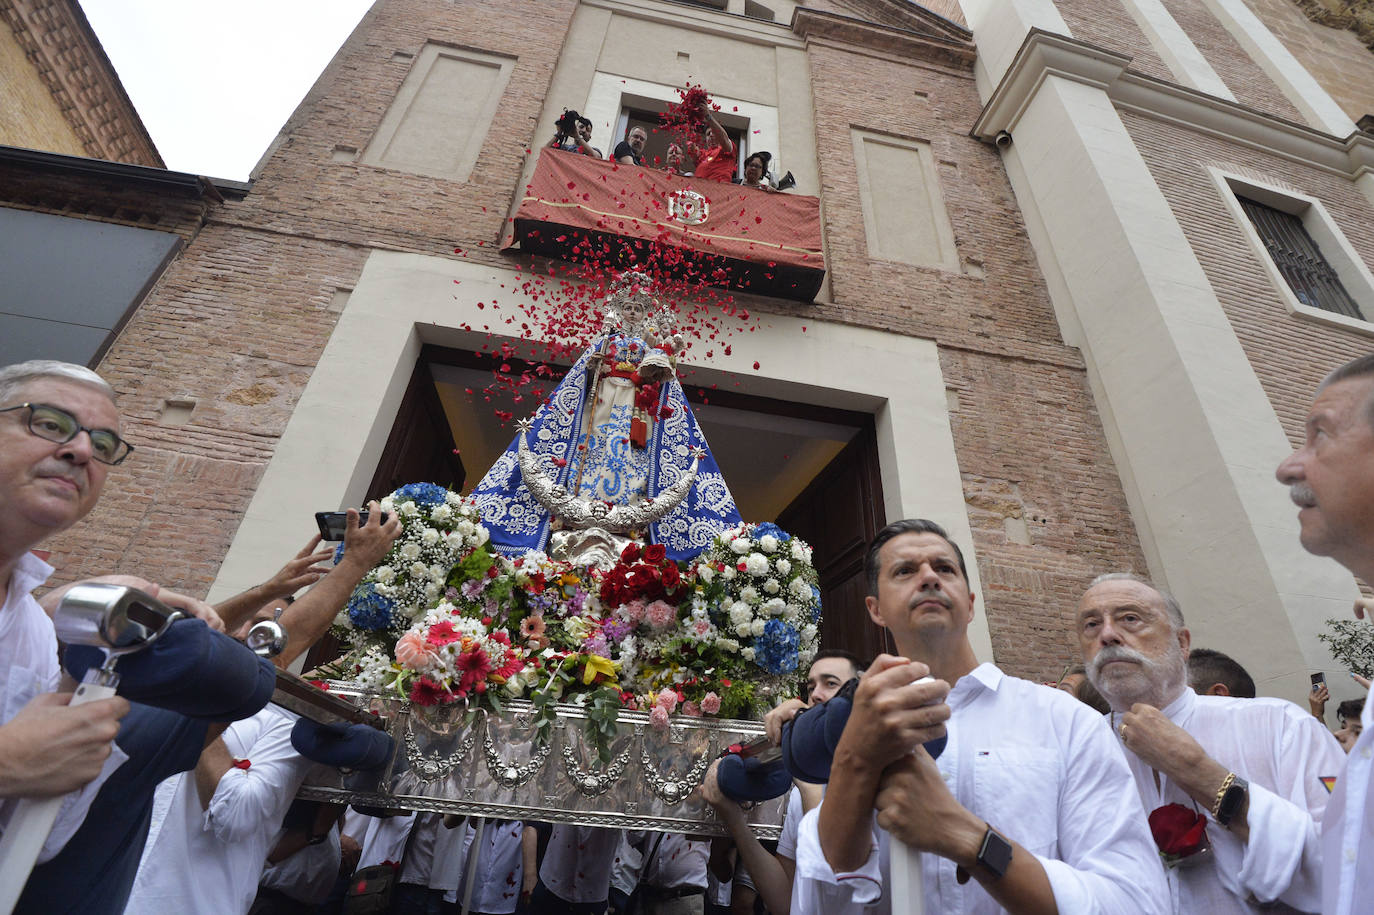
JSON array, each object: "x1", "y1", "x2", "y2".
[
  {"x1": 315, "y1": 510, "x2": 390, "y2": 541},
  {"x1": 1311, "y1": 672, "x2": 1327, "y2": 691}
]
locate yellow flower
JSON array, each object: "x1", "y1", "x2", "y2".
[{"x1": 582, "y1": 654, "x2": 618, "y2": 685}]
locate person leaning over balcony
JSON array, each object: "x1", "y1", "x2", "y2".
[
  {"x1": 614, "y1": 126, "x2": 647, "y2": 167},
  {"x1": 690, "y1": 98, "x2": 735, "y2": 184}
]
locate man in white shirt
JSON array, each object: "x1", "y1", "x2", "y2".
[
  {"x1": 1079, "y1": 573, "x2": 1345, "y2": 912},
  {"x1": 1275, "y1": 353, "x2": 1374, "y2": 915},
  {"x1": 798, "y1": 518, "x2": 1169, "y2": 914},
  {"x1": 531, "y1": 824, "x2": 622, "y2": 913},
  {"x1": 0, "y1": 361, "x2": 136, "y2": 869}
]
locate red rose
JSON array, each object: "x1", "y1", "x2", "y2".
[
  {"x1": 661, "y1": 564, "x2": 681, "y2": 589},
  {"x1": 643, "y1": 543, "x2": 667, "y2": 564},
  {"x1": 621, "y1": 542, "x2": 643, "y2": 563},
  {"x1": 1148, "y1": 804, "x2": 1208, "y2": 859}
]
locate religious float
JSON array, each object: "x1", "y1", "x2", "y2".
[{"x1": 292, "y1": 273, "x2": 823, "y2": 838}]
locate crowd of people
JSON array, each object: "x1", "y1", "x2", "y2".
[
  {"x1": 547, "y1": 95, "x2": 784, "y2": 190},
  {"x1": 2, "y1": 350, "x2": 1374, "y2": 915}
]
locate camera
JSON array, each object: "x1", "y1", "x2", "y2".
[
  {"x1": 556, "y1": 109, "x2": 580, "y2": 139},
  {"x1": 315, "y1": 510, "x2": 391, "y2": 541}
]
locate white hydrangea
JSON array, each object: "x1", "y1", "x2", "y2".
[
  {"x1": 730, "y1": 537, "x2": 751, "y2": 555},
  {"x1": 745, "y1": 553, "x2": 769, "y2": 576},
  {"x1": 774, "y1": 558, "x2": 791, "y2": 576},
  {"x1": 759, "y1": 534, "x2": 779, "y2": 553},
  {"x1": 763, "y1": 578, "x2": 780, "y2": 595}
]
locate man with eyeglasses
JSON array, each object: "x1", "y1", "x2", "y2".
[{"x1": 0, "y1": 360, "x2": 136, "y2": 856}]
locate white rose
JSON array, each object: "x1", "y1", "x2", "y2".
[
  {"x1": 759, "y1": 535, "x2": 778, "y2": 553},
  {"x1": 734, "y1": 622, "x2": 752, "y2": 638},
  {"x1": 409, "y1": 561, "x2": 428, "y2": 578},
  {"x1": 374, "y1": 565, "x2": 395, "y2": 584},
  {"x1": 763, "y1": 578, "x2": 780, "y2": 595},
  {"x1": 424, "y1": 582, "x2": 439, "y2": 600},
  {"x1": 774, "y1": 559, "x2": 791, "y2": 576},
  {"x1": 741, "y1": 647, "x2": 756, "y2": 661},
  {"x1": 446, "y1": 491, "x2": 464, "y2": 506},
  {"x1": 730, "y1": 538, "x2": 751, "y2": 555},
  {"x1": 721, "y1": 566, "x2": 736, "y2": 581},
  {"x1": 421, "y1": 527, "x2": 440, "y2": 545},
  {"x1": 729, "y1": 602, "x2": 752, "y2": 625},
  {"x1": 697, "y1": 564, "x2": 715, "y2": 584},
  {"x1": 750, "y1": 618, "x2": 766, "y2": 637},
  {"x1": 374, "y1": 583, "x2": 396, "y2": 598},
  {"x1": 430, "y1": 564, "x2": 447, "y2": 582},
  {"x1": 400, "y1": 541, "x2": 421, "y2": 561},
  {"x1": 400, "y1": 501, "x2": 420, "y2": 518},
  {"x1": 762, "y1": 597, "x2": 786, "y2": 616},
  {"x1": 746, "y1": 553, "x2": 769, "y2": 576},
  {"x1": 740, "y1": 586, "x2": 759, "y2": 605},
  {"x1": 505, "y1": 673, "x2": 527, "y2": 698},
  {"x1": 717, "y1": 638, "x2": 739, "y2": 652},
  {"x1": 801, "y1": 624, "x2": 818, "y2": 642},
  {"x1": 457, "y1": 519, "x2": 475, "y2": 536},
  {"x1": 431, "y1": 504, "x2": 452, "y2": 523},
  {"x1": 790, "y1": 541, "x2": 808, "y2": 561},
  {"x1": 790, "y1": 578, "x2": 813, "y2": 600},
  {"x1": 475, "y1": 526, "x2": 490, "y2": 545}
]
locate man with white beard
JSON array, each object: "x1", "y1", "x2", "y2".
[{"x1": 1079, "y1": 573, "x2": 1345, "y2": 913}]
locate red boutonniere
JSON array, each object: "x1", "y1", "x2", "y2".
[
  {"x1": 1148, "y1": 803, "x2": 1209, "y2": 868},
  {"x1": 232, "y1": 759, "x2": 252, "y2": 770}
]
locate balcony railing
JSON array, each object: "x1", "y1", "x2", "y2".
[{"x1": 503, "y1": 148, "x2": 825, "y2": 301}]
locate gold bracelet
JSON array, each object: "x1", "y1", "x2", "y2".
[{"x1": 1211, "y1": 772, "x2": 1237, "y2": 819}]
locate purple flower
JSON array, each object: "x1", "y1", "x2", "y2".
[
  {"x1": 601, "y1": 619, "x2": 631, "y2": 644},
  {"x1": 583, "y1": 634, "x2": 609, "y2": 656},
  {"x1": 461, "y1": 578, "x2": 487, "y2": 600},
  {"x1": 567, "y1": 588, "x2": 589, "y2": 616},
  {"x1": 445, "y1": 587, "x2": 460, "y2": 601}
]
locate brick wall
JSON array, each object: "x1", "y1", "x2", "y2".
[
  {"x1": 1122, "y1": 107, "x2": 1374, "y2": 449},
  {"x1": 801, "y1": 36, "x2": 1148, "y2": 680},
  {"x1": 1248, "y1": 0, "x2": 1374, "y2": 122},
  {"x1": 1052, "y1": 0, "x2": 1174, "y2": 82},
  {"x1": 1159, "y1": 0, "x2": 1304, "y2": 118}
]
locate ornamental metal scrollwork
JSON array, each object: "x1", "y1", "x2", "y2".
[
  {"x1": 562, "y1": 743, "x2": 634, "y2": 798},
  {"x1": 405, "y1": 715, "x2": 476, "y2": 782},
  {"x1": 639, "y1": 741, "x2": 714, "y2": 805},
  {"x1": 485, "y1": 732, "x2": 552, "y2": 789}
]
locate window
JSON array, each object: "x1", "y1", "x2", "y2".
[
  {"x1": 1237, "y1": 196, "x2": 1363, "y2": 320},
  {"x1": 615, "y1": 106, "x2": 746, "y2": 174},
  {"x1": 1211, "y1": 168, "x2": 1374, "y2": 334}
]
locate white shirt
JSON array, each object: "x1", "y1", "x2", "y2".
[
  {"x1": 539, "y1": 824, "x2": 621, "y2": 903},
  {"x1": 1323, "y1": 681, "x2": 1374, "y2": 915},
  {"x1": 793, "y1": 663, "x2": 1170, "y2": 914},
  {"x1": 777, "y1": 786, "x2": 803, "y2": 861},
  {"x1": 125, "y1": 705, "x2": 315, "y2": 915},
  {"x1": 259, "y1": 823, "x2": 342, "y2": 904},
  {"x1": 0, "y1": 553, "x2": 124, "y2": 862},
  {"x1": 451, "y1": 819, "x2": 526, "y2": 913},
  {"x1": 349, "y1": 809, "x2": 416, "y2": 870},
  {"x1": 641, "y1": 833, "x2": 709, "y2": 890},
  {"x1": 1115, "y1": 688, "x2": 1343, "y2": 912}
]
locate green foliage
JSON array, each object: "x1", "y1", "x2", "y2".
[
  {"x1": 585, "y1": 685, "x2": 624, "y2": 764},
  {"x1": 1318, "y1": 618, "x2": 1374, "y2": 678},
  {"x1": 717, "y1": 679, "x2": 756, "y2": 720}
]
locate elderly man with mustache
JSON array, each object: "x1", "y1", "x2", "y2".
[
  {"x1": 1079, "y1": 573, "x2": 1345, "y2": 913},
  {"x1": 1276, "y1": 353, "x2": 1374, "y2": 915}
]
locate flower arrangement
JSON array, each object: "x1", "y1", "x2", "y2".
[
  {"x1": 694, "y1": 522, "x2": 820, "y2": 677},
  {"x1": 335, "y1": 483, "x2": 490, "y2": 635},
  {"x1": 326, "y1": 487, "x2": 821, "y2": 760}
]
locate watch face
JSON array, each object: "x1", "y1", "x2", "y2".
[
  {"x1": 1218, "y1": 777, "x2": 1248, "y2": 825},
  {"x1": 979, "y1": 830, "x2": 1014, "y2": 879}
]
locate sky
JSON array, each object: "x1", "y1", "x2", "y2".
[{"x1": 80, "y1": 0, "x2": 375, "y2": 181}]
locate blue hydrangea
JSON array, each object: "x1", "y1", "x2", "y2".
[
  {"x1": 394, "y1": 482, "x2": 448, "y2": 508},
  {"x1": 347, "y1": 584, "x2": 396, "y2": 631},
  {"x1": 753, "y1": 522, "x2": 791, "y2": 543},
  {"x1": 755, "y1": 618, "x2": 801, "y2": 674},
  {"x1": 810, "y1": 586, "x2": 822, "y2": 622}
]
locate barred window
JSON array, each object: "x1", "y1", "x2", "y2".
[{"x1": 1238, "y1": 196, "x2": 1364, "y2": 320}]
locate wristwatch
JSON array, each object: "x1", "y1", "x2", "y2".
[
  {"x1": 957, "y1": 826, "x2": 1013, "y2": 883},
  {"x1": 1213, "y1": 773, "x2": 1249, "y2": 828}
]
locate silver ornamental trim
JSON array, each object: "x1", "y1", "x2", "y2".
[{"x1": 516, "y1": 420, "x2": 703, "y2": 532}]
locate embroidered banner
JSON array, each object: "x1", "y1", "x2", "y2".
[{"x1": 504, "y1": 149, "x2": 825, "y2": 301}]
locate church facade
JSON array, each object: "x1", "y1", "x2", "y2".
[{"x1": 10, "y1": 0, "x2": 1374, "y2": 705}]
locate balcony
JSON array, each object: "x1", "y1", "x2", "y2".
[{"x1": 503, "y1": 148, "x2": 825, "y2": 301}]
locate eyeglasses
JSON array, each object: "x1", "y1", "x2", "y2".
[{"x1": 0, "y1": 403, "x2": 133, "y2": 465}]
